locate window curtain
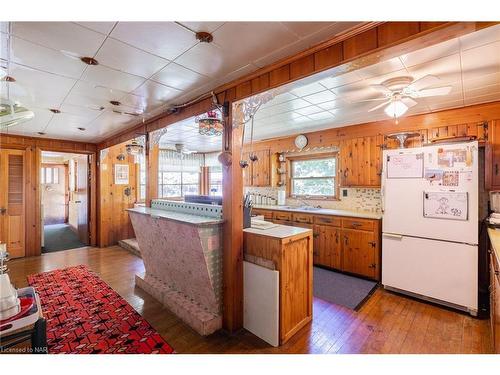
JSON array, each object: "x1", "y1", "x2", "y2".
[{"x1": 158, "y1": 150, "x2": 203, "y2": 172}]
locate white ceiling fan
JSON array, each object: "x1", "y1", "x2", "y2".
[
  {"x1": 162, "y1": 143, "x2": 196, "y2": 155},
  {"x1": 365, "y1": 75, "x2": 453, "y2": 119}
]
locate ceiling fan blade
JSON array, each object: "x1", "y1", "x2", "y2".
[
  {"x1": 406, "y1": 75, "x2": 441, "y2": 91},
  {"x1": 401, "y1": 97, "x2": 418, "y2": 108},
  {"x1": 368, "y1": 99, "x2": 392, "y2": 112},
  {"x1": 369, "y1": 84, "x2": 393, "y2": 96},
  {"x1": 414, "y1": 86, "x2": 453, "y2": 98},
  {"x1": 357, "y1": 97, "x2": 390, "y2": 103}
]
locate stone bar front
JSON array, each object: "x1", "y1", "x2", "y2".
[{"x1": 127, "y1": 200, "x2": 223, "y2": 336}]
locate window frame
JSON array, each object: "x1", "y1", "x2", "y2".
[
  {"x1": 157, "y1": 170, "x2": 200, "y2": 199},
  {"x1": 287, "y1": 153, "x2": 339, "y2": 200}
]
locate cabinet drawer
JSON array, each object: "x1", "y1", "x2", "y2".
[
  {"x1": 314, "y1": 215, "x2": 341, "y2": 227},
  {"x1": 273, "y1": 218, "x2": 293, "y2": 226},
  {"x1": 342, "y1": 218, "x2": 374, "y2": 231},
  {"x1": 273, "y1": 211, "x2": 292, "y2": 221},
  {"x1": 292, "y1": 213, "x2": 313, "y2": 224},
  {"x1": 252, "y1": 209, "x2": 273, "y2": 220}
]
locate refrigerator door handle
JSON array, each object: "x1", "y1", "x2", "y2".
[{"x1": 383, "y1": 233, "x2": 404, "y2": 240}]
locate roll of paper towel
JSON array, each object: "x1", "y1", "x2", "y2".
[{"x1": 277, "y1": 190, "x2": 286, "y2": 206}]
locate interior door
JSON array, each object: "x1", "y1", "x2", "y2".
[
  {"x1": 0, "y1": 149, "x2": 26, "y2": 258},
  {"x1": 74, "y1": 154, "x2": 89, "y2": 244}
]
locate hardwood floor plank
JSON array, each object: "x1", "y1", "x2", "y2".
[{"x1": 6, "y1": 246, "x2": 492, "y2": 354}]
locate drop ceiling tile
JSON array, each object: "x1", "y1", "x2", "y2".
[
  {"x1": 295, "y1": 105, "x2": 323, "y2": 116},
  {"x1": 460, "y1": 24, "x2": 500, "y2": 51},
  {"x1": 317, "y1": 98, "x2": 347, "y2": 110},
  {"x1": 461, "y1": 42, "x2": 500, "y2": 82},
  {"x1": 81, "y1": 64, "x2": 146, "y2": 93},
  {"x1": 110, "y1": 22, "x2": 197, "y2": 60},
  {"x1": 12, "y1": 22, "x2": 106, "y2": 58},
  {"x1": 290, "y1": 82, "x2": 328, "y2": 97},
  {"x1": 464, "y1": 84, "x2": 500, "y2": 99},
  {"x1": 95, "y1": 38, "x2": 169, "y2": 78},
  {"x1": 302, "y1": 89, "x2": 337, "y2": 105},
  {"x1": 64, "y1": 80, "x2": 127, "y2": 110},
  {"x1": 259, "y1": 92, "x2": 298, "y2": 109},
  {"x1": 131, "y1": 80, "x2": 182, "y2": 105},
  {"x1": 356, "y1": 57, "x2": 406, "y2": 80},
  {"x1": 400, "y1": 38, "x2": 460, "y2": 68},
  {"x1": 177, "y1": 22, "x2": 225, "y2": 33},
  {"x1": 464, "y1": 92, "x2": 500, "y2": 106},
  {"x1": 119, "y1": 92, "x2": 162, "y2": 112},
  {"x1": 429, "y1": 98, "x2": 464, "y2": 111},
  {"x1": 75, "y1": 22, "x2": 117, "y2": 35},
  {"x1": 405, "y1": 54, "x2": 462, "y2": 86},
  {"x1": 307, "y1": 111, "x2": 335, "y2": 120},
  {"x1": 281, "y1": 22, "x2": 332, "y2": 37},
  {"x1": 319, "y1": 70, "x2": 364, "y2": 89},
  {"x1": 59, "y1": 103, "x2": 103, "y2": 121},
  {"x1": 10, "y1": 36, "x2": 86, "y2": 79},
  {"x1": 151, "y1": 62, "x2": 209, "y2": 91},
  {"x1": 463, "y1": 72, "x2": 500, "y2": 91},
  {"x1": 174, "y1": 42, "x2": 226, "y2": 77}
]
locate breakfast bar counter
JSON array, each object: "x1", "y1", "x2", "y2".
[{"x1": 127, "y1": 200, "x2": 224, "y2": 336}]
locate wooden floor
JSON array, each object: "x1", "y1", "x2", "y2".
[{"x1": 8, "y1": 246, "x2": 492, "y2": 354}]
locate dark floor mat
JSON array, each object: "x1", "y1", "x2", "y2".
[
  {"x1": 43, "y1": 224, "x2": 86, "y2": 253},
  {"x1": 313, "y1": 267, "x2": 378, "y2": 310}
]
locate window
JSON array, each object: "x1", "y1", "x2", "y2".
[
  {"x1": 289, "y1": 155, "x2": 337, "y2": 199},
  {"x1": 136, "y1": 152, "x2": 146, "y2": 202},
  {"x1": 41, "y1": 166, "x2": 59, "y2": 184},
  {"x1": 157, "y1": 150, "x2": 201, "y2": 198},
  {"x1": 205, "y1": 152, "x2": 222, "y2": 196}
]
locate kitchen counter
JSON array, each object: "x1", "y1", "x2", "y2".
[
  {"x1": 127, "y1": 206, "x2": 224, "y2": 226},
  {"x1": 244, "y1": 224, "x2": 312, "y2": 239},
  {"x1": 488, "y1": 228, "x2": 500, "y2": 264},
  {"x1": 252, "y1": 204, "x2": 383, "y2": 220}
]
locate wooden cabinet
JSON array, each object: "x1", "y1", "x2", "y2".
[
  {"x1": 342, "y1": 229, "x2": 377, "y2": 279},
  {"x1": 252, "y1": 208, "x2": 273, "y2": 220},
  {"x1": 490, "y1": 252, "x2": 500, "y2": 353},
  {"x1": 260, "y1": 207, "x2": 381, "y2": 280},
  {"x1": 339, "y1": 135, "x2": 383, "y2": 187},
  {"x1": 243, "y1": 149, "x2": 281, "y2": 187},
  {"x1": 244, "y1": 228, "x2": 313, "y2": 344},
  {"x1": 486, "y1": 120, "x2": 500, "y2": 190}
]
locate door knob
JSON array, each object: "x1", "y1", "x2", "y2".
[{"x1": 0, "y1": 207, "x2": 6, "y2": 214}]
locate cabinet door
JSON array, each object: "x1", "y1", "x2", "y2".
[
  {"x1": 0, "y1": 149, "x2": 26, "y2": 258},
  {"x1": 251, "y1": 149, "x2": 271, "y2": 187},
  {"x1": 490, "y1": 254, "x2": 496, "y2": 352},
  {"x1": 314, "y1": 224, "x2": 341, "y2": 269},
  {"x1": 242, "y1": 152, "x2": 253, "y2": 186},
  {"x1": 486, "y1": 120, "x2": 500, "y2": 190},
  {"x1": 493, "y1": 255, "x2": 500, "y2": 353},
  {"x1": 340, "y1": 136, "x2": 382, "y2": 187},
  {"x1": 342, "y1": 229, "x2": 377, "y2": 279}
]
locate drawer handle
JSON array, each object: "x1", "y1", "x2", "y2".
[{"x1": 351, "y1": 222, "x2": 362, "y2": 227}]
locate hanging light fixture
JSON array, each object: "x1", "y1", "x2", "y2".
[
  {"x1": 125, "y1": 138, "x2": 144, "y2": 155},
  {"x1": 384, "y1": 98, "x2": 408, "y2": 119},
  {"x1": 196, "y1": 110, "x2": 223, "y2": 136}
]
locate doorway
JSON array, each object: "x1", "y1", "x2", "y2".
[{"x1": 41, "y1": 151, "x2": 89, "y2": 253}]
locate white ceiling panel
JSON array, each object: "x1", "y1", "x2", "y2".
[
  {"x1": 302, "y1": 89, "x2": 337, "y2": 105},
  {"x1": 9, "y1": 36, "x2": 86, "y2": 79},
  {"x1": 75, "y1": 22, "x2": 117, "y2": 35},
  {"x1": 12, "y1": 22, "x2": 106, "y2": 58},
  {"x1": 400, "y1": 38, "x2": 460, "y2": 68},
  {"x1": 110, "y1": 22, "x2": 196, "y2": 60},
  {"x1": 95, "y1": 38, "x2": 169, "y2": 78},
  {"x1": 80, "y1": 64, "x2": 146, "y2": 93},
  {"x1": 177, "y1": 22, "x2": 225, "y2": 33},
  {"x1": 281, "y1": 22, "x2": 332, "y2": 37},
  {"x1": 459, "y1": 24, "x2": 500, "y2": 51},
  {"x1": 131, "y1": 80, "x2": 182, "y2": 105},
  {"x1": 151, "y1": 62, "x2": 209, "y2": 91},
  {"x1": 461, "y1": 42, "x2": 500, "y2": 82}
]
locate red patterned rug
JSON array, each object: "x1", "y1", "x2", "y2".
[{"x1": 28, "y1": 265, "x2": 174, "y2": 354}]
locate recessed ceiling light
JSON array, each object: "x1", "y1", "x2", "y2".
[
  {"x1": 196, "y1": 31, "x2": 213, "y2": 43},
  {"x1": 109, "y1": 100, "x2": 121, "y2": 106},
  {"x1": 77, "y1": 127, "x2": 86, "y2": 131},
  {"x1": 49, "y1": 108, "x2": 61, "y2": 114},
  {"x1": 80, "y1": 56, "x2": 99, "y2": 66},
  {"x1": 37, "y1": 132, "x2": 45, "y2": 135}
]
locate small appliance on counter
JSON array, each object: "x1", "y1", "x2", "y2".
[
  {"x1": 488, "y1": 191, "x2": 500, "y2": 228},
  {"x1": 0, "y1": 243, "x2": 21, "y2": 321}
]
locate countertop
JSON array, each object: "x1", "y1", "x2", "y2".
[
  {"x1": 244, "y1": 224, "x2": 313, "y2": 239},
  {"x1": 252, "y1": 204, "x2": 383, "y2": 220},
  {"x1": 127, "y1": 206, "x2": 224, "y2": 226},
  {"x1": 488, "y1": 228, "x2": 500, "y2": 263}
]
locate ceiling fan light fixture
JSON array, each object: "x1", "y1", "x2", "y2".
[{"x1": 384, "y1": 100, "x2": 408, "y2": 118}]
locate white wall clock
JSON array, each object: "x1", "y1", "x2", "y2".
[{"x1": 294, "y1": 134, "x2": 308, "y2": 150}]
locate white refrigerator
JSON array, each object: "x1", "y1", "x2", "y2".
[{"x1": 382, "y1": 141, "x2": 478, "y2": 315}]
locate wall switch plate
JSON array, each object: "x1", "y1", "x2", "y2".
[{"x1": 342, "y1": 189, "x2": 348, "y2": 197}]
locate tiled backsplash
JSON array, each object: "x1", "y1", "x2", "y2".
[{"x1": 244, "y1": 186, "x2": 382, "y2": 213}]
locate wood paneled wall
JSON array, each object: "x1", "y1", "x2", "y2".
[
  {"x1": 243, "y1": 101, "x2": 500, "y2": 154},
  {"x1": 0, "y1": 133, "x2": 97, "y2": 257},
  {"x1": 98, "y1": 141, "x2": 138, "y2": 247}
]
